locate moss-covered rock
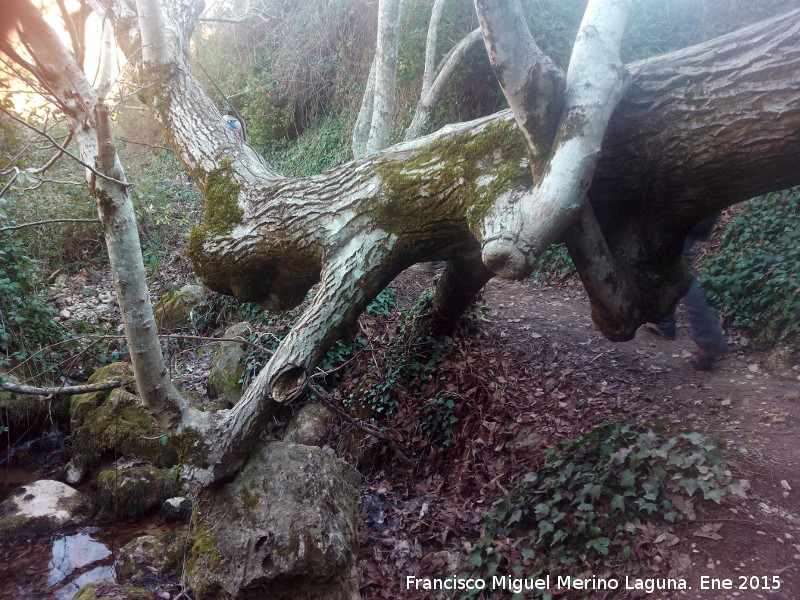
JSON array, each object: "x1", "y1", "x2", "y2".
[
  {"x1": 116, "y1": 529, "x2": 194, "y2": 589},
  {"x1": 186, "y1": 442, "x2": 361, "y2": 600},
  {"x1": 0, "y1": 479, "x2": 92, "y2": 535},
  {"x1": 208, "y1": 322, "x2": 251, "y2": 406},
  {"x1": 97, "y1": 465, "x2": 179, "y2": 519},
  {"x1": 283, "y1": 402, "x2": 332, "y2": 447},
  {"x1": 153, "y1": 284, "x2": 206, "y2": 330},
  {"x1": 70, "y1": 362, "x2": 137, "y2": 430},
  {"x1": 71, "y1": 364, "x2": 176, "y2": 467},
  {"x1": 72, "y1": 581, "x2": 153, "y2": 600}
]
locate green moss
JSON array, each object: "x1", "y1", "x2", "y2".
[
  {"x1": 201, "y1": 159, "x2": 243, "y2": 235},
  {"x1": 73, "y1": 582, "x2": 152, "y2": 600},
  {"x1": 186, "y1": 521, "x2": 222, "y2": 583},
  {"x1": 97, "y1": 465, "x2": 179, "y2": 519},
  {"x1": 376, "y1": 118, "x2": 531, "y2": 234},
  {"x1": 71, "y1": 362, "x2": 137, "y2": 428},
  {"x1": 72, "y1": 388, "x2": 177, "y2": 466},
  {"x1": 239, "y1": 487, "x2": 260, "y2": 511},
  {"x1": 173, "y1": 427, "x2": 205, "y2": 466},
  {"x1": 0, "y1": 514, "x2": 28, "y2": 534}
]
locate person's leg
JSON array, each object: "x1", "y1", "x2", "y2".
[{"x1": 682, "y1": 236, "x2": 728, "y2": 370}]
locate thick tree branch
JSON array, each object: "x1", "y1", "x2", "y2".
[{"x1": 478, "y1": 0, "x2": 631, "y2": 279}]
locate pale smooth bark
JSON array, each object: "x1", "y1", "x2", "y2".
[
  {"x1": 404, "y1": 28, "x2": 483, "y2": 141},
  {"x1": 352, "y1": 0, "x2": 407, "y2": 158},
  {"x1": 11, "y1": 1, "x2": 199, "y2": 429},
  {"x1": 477, "y1": 0, "x2": 632, "y2": 279}
]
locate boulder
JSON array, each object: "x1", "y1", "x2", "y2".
[
  {"x1": 72, "y1": 582, "x2": 153, "y2": 600},
  {"x1": 186, "y1": 442, "x2": 361, "y2": 600},
  {"x1": 97, "y1": 465, "x2": 180, "y2": 519},
  {"x1": 71, "y1": 363, "x2": 177, "y2": 467},
  {"x1": 283, "y1": 402, "x2": 333, "y2": 447},
  {"x1": 0, "y1": 479, "x2": 91, "y2": 535},
  {"x1": 153, "y1": 284, "x2": 205, "y2": 330},
  {"x1": 208, "y1": 322, "x2": 251, "y2": 405},
  {"x1": 765, "y1": 345, "x2": 798, "y2": 379},
  {"x1": 162, "y1": 496, "x2": 192, "y2": 523},
  {"x1": 116, "y1": 529, "x2": 194, "y2": 590}
]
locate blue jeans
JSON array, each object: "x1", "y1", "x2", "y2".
[{"x1": 659, "y1": 230, "x2": 728, "y2": 353}]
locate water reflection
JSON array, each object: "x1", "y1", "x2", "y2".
[
  {"x1": 47, "y1": 532, "x2": 115, "y2": 597},
  {"x1": 54, "y1": 565, "x2": 116, "y2": 600}
]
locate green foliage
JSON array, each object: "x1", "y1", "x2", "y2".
[
  {"x1": 702, "y1": 189, "x2": 799, "y2": 347},
  {"x1": 365, "y1": 287, "x2": 397, "y2": 316},
  {"x1": 132, "y1": 152, "x2": 202, "y2": 276},
  {"x1": 464, "y1": 423, "x2": 745, "y2": 596},
  {"x1": 262, "y1": 113, "x2": 351, "y2": 177},
  {"x1": 529, "y1": 243, "x2": 576, "y2": 282},
  {"x1": 0, "y1": 225, "x2": 69, "y2": 375},
  {"x1": 421, "y1": 395, "x2": 459, "y2": 450}
]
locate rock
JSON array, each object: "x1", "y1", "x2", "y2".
[
  {"x1": 765, "y1": 345, "x2": 797, "y2": 379},
  {"x1": 71, "y1": 363, "x2": 177, "y2": 467},
  {"x1": 186, "y1": 441, "x2": 361, "y2": 600},
  {"x1": 283, "y1": 403, "x2": 332, "y2": 447},
  {"x1": 116, "y1": 529, "x2": 194, "y2": 590},
  {"x1": 162, "y1": 496, "x2": 193, "y2": 523},
  {"x1": 153, "y1": 284, "x2": 205, "y2": 330},
  {"x1": 97, "y1": 465, "x2": 180, "y2": 519},
  {"x1": 208, "y1": 322, "x2": 251, "y2": 405},
  {"x1": 64, "y1": 457, "x2": 89, "y2": 485},
  {"x1": 73, "y1": 581, "x2": 153, "y2": 600},
  {"x1": 0, "y1": 480, "x2": 92, "y2": 535}
]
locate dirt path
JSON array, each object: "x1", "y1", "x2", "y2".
[
  {"x1": 482, "y1": 278, "x2": 800, "y2": 599},
  {"x1": 360, "y1": 271, "x2": 799, "y2": 600}
]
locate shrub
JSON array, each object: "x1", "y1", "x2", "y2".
[
  {"x1": 702, "y1": 189, "x2": 799, "y2": 348},
  {"x1": 0, "y1": 228, "x2": 69, "y2": 376},
  {"x1": 464, "y1": 423, "x2": 746, "y2": 598}
]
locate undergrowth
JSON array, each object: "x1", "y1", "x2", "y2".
[
  {"x1": 463, "y1": 422, "x2": 746, "y2": 599},
  {"x1": 702, "y1": 188, "x2": 799, "y2": 349}
]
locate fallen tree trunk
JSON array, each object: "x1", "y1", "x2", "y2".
[{"x1": 97, "y1": 0, "x2": 800, "y2": 485}]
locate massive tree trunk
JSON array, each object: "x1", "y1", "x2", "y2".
[{"x1": 93, "y1": 0, "x2": 800, "y2": 484}]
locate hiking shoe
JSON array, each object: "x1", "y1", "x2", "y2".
[
  {"x1": 689, "y1": 345, "x2": 726, "y2": 371},
  {"x1": 644, "y1": 322, "x2": 676, "y2": 341}
]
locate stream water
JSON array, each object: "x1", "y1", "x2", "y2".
[{"x1": 1, "y1": 462, "x2": 180, "y2": 599}]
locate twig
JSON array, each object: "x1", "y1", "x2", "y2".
[
  {"x1": 87, "y1": 333, "x2": 272, "y2": 356},
  {"x1": 0, "y1": 106, "x2": 130, "y2": 187},
  {"x1": 308, "y1": 382, "x2": 413, "y2": 465},
  {"x1": 0, "y1": 218, "x2": 100, "y2": 233},
  {"x1": 0, "y1": 379, "x2": 123, "y2": 396}
]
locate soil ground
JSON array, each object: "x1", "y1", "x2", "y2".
[
  {"x1": 355, "y1": 269, "x2": 799, "y2": 600},
  {"x1": 1, "y1": 268, "x2": 797, "y2": 600}
]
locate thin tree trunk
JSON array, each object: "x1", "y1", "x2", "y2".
[{"x1": 12, "y1": 0, "x2": 199, "y2": 429}]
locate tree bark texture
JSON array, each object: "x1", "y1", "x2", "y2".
[
  {"x1": 100, "y1": 0, "x2": 800, "y2": 483},
  {"x1": 351, "y1": 0, "x2": 408, "y2": 158},
  {"x1": 9, "y1": 0, "x2": 199, "y2": 430}
]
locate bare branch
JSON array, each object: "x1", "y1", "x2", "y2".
[
  {"x1": 0, "y1": 379, "x2": 123, "y2": 396},
  {"x1": 0, "y1": 106, "x2": 130, "y2": 187},
  {"x1": 308, "y1": 382, "x2": 412, "y2": 465},
  {"x1": 0, "y1": 218, "x2": 100, "y2": 233}
]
